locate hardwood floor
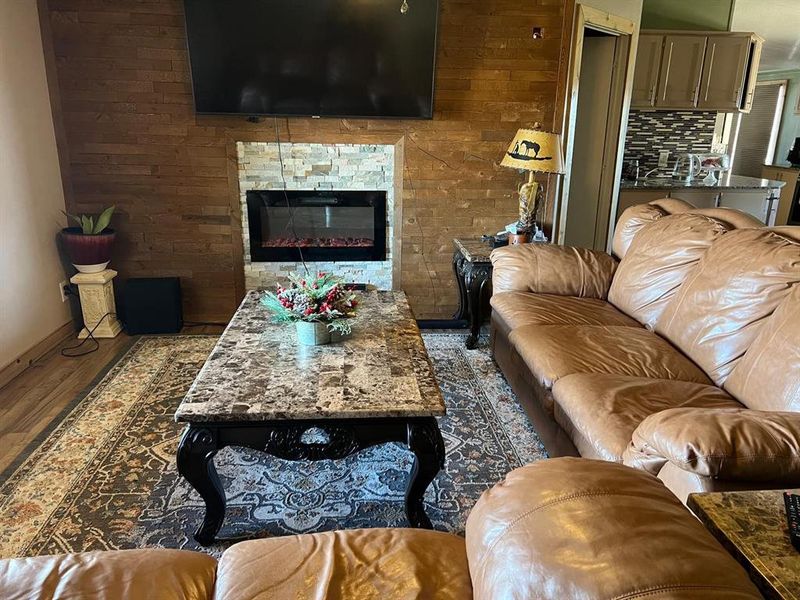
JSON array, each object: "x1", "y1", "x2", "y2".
[{"x1": 0, "y1": 326, "x2": 223, "y2": 475}]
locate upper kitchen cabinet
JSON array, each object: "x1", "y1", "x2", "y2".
[
  {"x1": 657, "y1": 35, "x2": 707, "y2": 109},
  {"x1": 631, "y1": 31, "x2": 762, "y2": 112},
  {"x1": 631, "y1": 34, "x2": 664, "y2": 107},
  {"x1": 698, "y1": 35, "x2": 760, "y2": 111}
]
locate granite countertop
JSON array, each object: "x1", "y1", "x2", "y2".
[
  {"x1": 454, "y1": 238, "x2": 494, "y2": 263},
  {"x1": 175, "y1": 290, "x2": 445, "y2": 422},
  {"x1": 621, "y1": 173, "x2": 785, "y2": 190},
  {"x1": 688, "y1": 490, "x2": 800, "y2": 600}
]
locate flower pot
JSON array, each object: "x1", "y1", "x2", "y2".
[
  {"x1": 61, "y1": 227, "x2": 115, "y2": 273},
  {"x1": 295, "y1": 320, "x2": 331, "y2": 346}
]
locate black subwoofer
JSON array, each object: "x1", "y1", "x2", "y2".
[{"x1": 122, "y1": 277, "x2": 183, "y2": 334}]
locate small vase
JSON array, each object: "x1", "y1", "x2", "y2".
[{"x1": 295, "y1": 320, "x2": 331, "y2": 346}]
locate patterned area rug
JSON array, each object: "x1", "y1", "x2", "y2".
[{"x1": 0, "y1": 333, "x2": 545, "y2": 557}]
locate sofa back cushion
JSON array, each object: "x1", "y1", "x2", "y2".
[
  {"x1": 725, "y1": 285, "x2": 800, "y2": 411},
  {"x1": 655, "y1": 228, "x2": 800, "y2": 386},
  {"x1": 608, "y1": 213, "x2": 728, "y2": 329},
  {"x1": 612, "y1": 203, "x2": 668, "y2": 259}
]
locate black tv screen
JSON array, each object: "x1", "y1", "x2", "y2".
[{"x1": 183, "y1": 0, "x2": 439, "y2": 119}]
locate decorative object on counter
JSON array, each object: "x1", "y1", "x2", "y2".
[
  {"x1": 697, "y1": 153, "x2": 730, "y2": 185},
  {"x1": 688, "y1": 490, "x2": 800, "y2": 599},
  {"x1": 672, "y1": 153, "x2": 702, "y2": 184},
  {"x1": 500, "y1": 124, "x2": 564, "y2": 241},
  {"x1": 60, "y1": 206, "x2": 116, "y2": 273},
  {"x1": 261, "y1": 272, "x2": 359, "y2": 346},
  {"x1": 69, "y1": 269, "x2": 123, "y2": 339},
  {"x1": 787, "y1": 137, "x2": 800, "y2": 167},
  {"x1": 622, "y1": 159, "x2": 640, "y2": 181}
]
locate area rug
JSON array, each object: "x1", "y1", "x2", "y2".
[{"x1": 0, "y1": 333, "x2": 545, "y2": 558}]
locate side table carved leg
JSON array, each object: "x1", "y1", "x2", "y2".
[
  {"x1": 452, "y1": 253, "x2": 468, "y2": 320},
  {"x1": 405, "y1": 418, "x2": 445, "y2": 529},
  {"x1": 177, "y1": 425, "x2": 225, "y2": 546},
  {"x1": 464, "y1": 264, "x2": 491, "y2": 349}
]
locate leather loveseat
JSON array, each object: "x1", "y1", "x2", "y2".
[
  {"x1": 490, "y1": 199, "x2": 800, "y2": 501},
  {"x1": 0, "y1": 458, "x2": 762, "y2": 599}
]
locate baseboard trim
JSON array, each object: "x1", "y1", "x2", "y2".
[{"x1": 0, "y1": 321, "x2": 76, "y2": 390}]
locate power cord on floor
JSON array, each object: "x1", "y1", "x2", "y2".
[{"x1": 60, "y1": 312, "x2": 116, "y2": 358}]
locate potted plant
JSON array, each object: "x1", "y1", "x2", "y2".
[
  {"x1": 261, "y1": 272, "x2": 359, "y2": 346},
  {"x1": 61, "y1": 206, "x2": 116, "y2": 273}
]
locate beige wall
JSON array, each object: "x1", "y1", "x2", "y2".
[{"x1": 0, "y1": 1, "x2": 71, "y2": 370}]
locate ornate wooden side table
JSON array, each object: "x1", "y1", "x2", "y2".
[
  {"x1": 688, "y1": 490, "x2": 800, "y2": 599},
  {"x1": 452, "y1": 238, "x2": 494, "y2": 349}
]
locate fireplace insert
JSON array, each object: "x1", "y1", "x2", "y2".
[{"x1": 246, "y1": 190, "x2": 387, "y2": 262}]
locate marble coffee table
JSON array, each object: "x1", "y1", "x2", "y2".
[{"x1": 175, "y1": 290, "x2": 446, "y2": 545}]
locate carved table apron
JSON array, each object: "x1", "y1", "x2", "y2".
[{"x1": 177, "y1": 416, "x2": 446, "y2": 546}]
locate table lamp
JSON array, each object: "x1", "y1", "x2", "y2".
[{"x1": 500, "y1": 125, "x2": 565, "y2": 243}]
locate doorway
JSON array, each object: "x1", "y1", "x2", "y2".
[{"x1": 555, "y1": 5, "x2": 636, "y2": 250}]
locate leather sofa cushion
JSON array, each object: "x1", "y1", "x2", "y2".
[
  {"x1": 608, "y1": 214, "x2": 728, "y2": 329},
  {"x1": 465, "y1": 458, "x2": 762, "y2": 600},
  {"x1": 490, "y1": 291, "x2": 640, "y2": 335},
  {"x1": 508, "y1": 325, "x2": 711, "y2": 397},
  {"x1": 611, "y1": 202, "x2": 668, "y2": 258},
  {"x1": 552, "y1": 374, "x2": 744, "y2": 462},
  {"x1": 490, "y1": 244, "x2": 618, "y2": 298},
  {"x1": 0, "y1": 549, "x2": 216, "y2": 600},
  {"x1": 656, "y1": 228, "x2": 800, "y2": 386},
  {"x1": 214, "y1": 529, "x2": 471, "y2": 600},
  {"x1": 725, "y1": 284, "x2": 800, "y2": 411}
]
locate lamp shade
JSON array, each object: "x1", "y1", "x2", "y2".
[{"x1": 500, "y1": 128, "x2": 565, "y2": 174}]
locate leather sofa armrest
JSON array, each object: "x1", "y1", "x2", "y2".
[
  {"x1": 623, "y1": 407, "x2": 800, "y2": 481},
  {"x1": 490, "y1": 244, "x2": 617, "y2": 298},
  {"x1": 464, "y1": 458, "x2": 761, "y2": 600}
]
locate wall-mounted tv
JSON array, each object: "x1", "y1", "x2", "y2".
[{"x1": 183, "y1": 0, "x2": 439, "y2": 119}]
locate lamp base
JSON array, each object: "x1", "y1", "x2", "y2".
[{"x1": 508, "y1": 232, "x2": 530, "y2": 245}]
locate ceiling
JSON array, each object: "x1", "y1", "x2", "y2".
[{"x1": 730, "y1": 0, "x2": 800, "y2": 72}]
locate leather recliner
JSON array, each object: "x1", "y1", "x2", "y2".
[
  {"x1": 490, "y1": 198, "x2": 800, "y2": 501},
  {"x1": 0, "y1": 458, "x2": 762, "y2": 599}
]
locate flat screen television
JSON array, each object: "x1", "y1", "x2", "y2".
[{"x1": 183, "y1": 0, "x2": 439, "y2": 119}]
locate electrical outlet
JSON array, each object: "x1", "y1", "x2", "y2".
[
  {"x1": 658, "y1": 150, "x2": 670, "y2": 168},
  {"x1": 59, "y1": 280, "x2": 69, "y2": 302}
]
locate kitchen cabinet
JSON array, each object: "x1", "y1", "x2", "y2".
[
  {"x1": 631, "y1": 31, "x2": 762, "y2": 112},
  {"x1": 631, "y1": 34, "x2": 665, "y2": 107},
  {"x1": 717, "y1": 189, "x2": 776, "y2": 225},
  {"x1": 761, "y1": 165, "x2": 800, "y2": 225},
  {"x1": 657, "y1": 35, "x2": 707, "y2": 109},
  {"x1": 698, "y1": 36, "x2": 755, "y2": 111}
]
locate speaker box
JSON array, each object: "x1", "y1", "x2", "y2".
[{"x1": 123, "y1": 277, "x2": 183, "y2": 334}]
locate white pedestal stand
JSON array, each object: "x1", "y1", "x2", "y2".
[{"x1": 70, "y1": 269, "x2": 123, "y2": 339}]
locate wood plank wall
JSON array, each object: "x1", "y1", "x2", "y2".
[{"x1": 45, "y1": 0, "x2": 565, "y2": 321}]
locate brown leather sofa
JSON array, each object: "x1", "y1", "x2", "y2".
[
  {"x1": 0, "y1": 458, "x2": 762, "y2": 599},
  {"x1": 490, "y1": 198, "x2": 800, "y2": 500}
]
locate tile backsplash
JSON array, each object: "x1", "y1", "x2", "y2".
[{"x1": 623, "y1": 110, "x2": 718, "y2": 173}]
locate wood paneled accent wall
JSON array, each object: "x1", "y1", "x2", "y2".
[{"x1": 45, "y1": 0, "x2": 564, "y2": 321}]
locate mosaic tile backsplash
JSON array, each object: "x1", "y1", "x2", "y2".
[{"x1": 623, "y1": 110, "x2": 718, "y2": 173}]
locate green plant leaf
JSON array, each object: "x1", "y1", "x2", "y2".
[
  {"x1": 93, "y1": 205, "x2": 115, "y2": 234},
  {"x1": 61, "y1": 210, "x2": 83, "y2": 227},
  {"x1": 80, "y1": 215, "x2": 92, "y2": 234}
]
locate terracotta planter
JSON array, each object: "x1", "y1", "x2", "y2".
[{"x1": 61, "y1": 227, "x2": 115, "y2": 273}]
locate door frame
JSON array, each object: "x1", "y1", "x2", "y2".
[{"x1": 554, "y1": 4, "x2": 637, "y2": 249}]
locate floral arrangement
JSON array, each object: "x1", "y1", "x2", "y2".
[{"x1": 261, "y1": 272, "x2": 359, "y2": 335}]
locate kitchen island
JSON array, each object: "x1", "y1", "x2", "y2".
[{"x1": 618, "y1": 173, "x2": 785, "y2": 225}]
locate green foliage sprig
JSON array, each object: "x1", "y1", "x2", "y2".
[
  {"x1": 261, "y1": 272, "x2": 359, "y2": 335},
  {"x1": 63, "y1": 206, "x2": 115, "y2": 235}
]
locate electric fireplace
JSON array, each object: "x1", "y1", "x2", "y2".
[{"x1": 246, "y1": 190, "x2": 387, "y2": 262}]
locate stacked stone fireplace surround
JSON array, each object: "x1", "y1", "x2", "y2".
[{"x1": 238, "y1": 142, "x2": 397, "y2": 291}]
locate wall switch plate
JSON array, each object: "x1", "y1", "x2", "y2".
[
  {"x1": 658, "y1": 150, "x2": 670, "y2": 168},
  {"x1": 59, "y1": 280, "x2": 68, "y2": 302}
]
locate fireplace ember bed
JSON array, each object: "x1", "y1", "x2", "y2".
[{"x1": 246, "y1": 190, "x2": 387, "y2": 262}]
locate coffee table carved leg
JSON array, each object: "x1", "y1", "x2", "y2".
[
  {"x1": 177, "y1": 426, "x2": 225, "y2": 546},
  {"x1": 405, "y1": 418, "x2": 445, "y2": 529}
]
